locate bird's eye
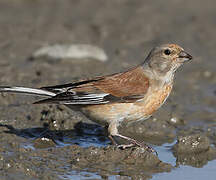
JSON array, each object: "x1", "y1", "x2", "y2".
[{"x1": 164, "y1": 49, "x2": 171, "y2": 55}]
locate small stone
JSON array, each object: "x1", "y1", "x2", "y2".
[
  {"x1": 33, "y1": 137, "x2": 56, "y2": 149},
  {"x1": 203, "y1": 71, "x2": 212, "y2": 78}
]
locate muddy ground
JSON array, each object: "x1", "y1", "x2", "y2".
[{"x1": 0, "y1": 0, "x2": 216, "y2": 179}]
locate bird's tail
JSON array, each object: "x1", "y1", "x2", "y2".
[{"x1": 0, "y1": 86, "x2": 56, "y2": 97}]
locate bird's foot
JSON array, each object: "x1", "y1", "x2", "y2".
[
  {"x1": 117, "y1": 141, "x2": 157, "y2": 155},
  {"x1": 117, "y1": 143, "x2": 136, "y2": 149},
  {"x1": 111, "y1": 134, "x2": 158, "y2": 155}
]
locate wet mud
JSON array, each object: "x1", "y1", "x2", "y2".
[{"x1": 0, "y1": 0, "x2": 216, "y2": 179}]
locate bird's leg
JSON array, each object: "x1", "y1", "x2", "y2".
[
  {"x1": 108, "y1": 121, "x2": 157, "y2": 154},
  {"x1": 108, "y1": 121, "x2": 119, "y2": 145},
  {"x1": 108, "y1": 134, "x2": 118, "y2": 145},
  {"x1": 108, "y1": 121, "x2": 142, "y2": 147}
]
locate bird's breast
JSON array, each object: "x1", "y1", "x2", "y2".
[{"x1": 136, "y1": 83, "x2": 173, "y2": 116}]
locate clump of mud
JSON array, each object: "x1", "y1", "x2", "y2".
[
  {"x1": 173, "y1": 134, "x2": 216, "y2": 167},
  {"x1": 173, "y1": 134, "x2": 210, "y2": 154},
  {"x1": 0, "y1": 143, "x2": 173, "y2": 179}
]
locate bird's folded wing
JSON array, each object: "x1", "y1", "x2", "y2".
[{"x1": 34, "y1": 66, "x2": 149, "y2": 105}]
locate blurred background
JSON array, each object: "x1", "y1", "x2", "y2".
[{"x1": 0, "y1": 0, "x2": 216, "y2": 179}]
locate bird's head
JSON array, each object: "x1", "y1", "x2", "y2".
[{"x1": 144, "y1": 44, "x2": 192, "y2": 77}]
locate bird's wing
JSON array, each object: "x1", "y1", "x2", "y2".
[{"x1": 34, "y1": 66, "x2": 149, "y2": 105}]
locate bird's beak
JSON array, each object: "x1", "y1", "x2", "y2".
[{"x1": 178, "y1": 51, "x2": 193, "y2": 62}]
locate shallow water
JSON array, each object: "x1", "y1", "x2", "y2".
[{"x1": 153, "y1": 161, "x2": 216, "y2": 180}]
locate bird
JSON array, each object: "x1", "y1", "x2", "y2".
[{"x1": 0, "y1": 44, "x2": 192, "y2": 153}]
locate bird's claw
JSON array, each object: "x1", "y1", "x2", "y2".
[
  {"x1": 116, "y1": 140, "x2": 158, "y2": 156},
  {"x1": 117, "y1": 143, "x2": 136, "y2": 149}
]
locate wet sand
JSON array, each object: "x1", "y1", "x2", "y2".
[{"x1": 0, "y1": 0, "x2": 216, "y2": 179}]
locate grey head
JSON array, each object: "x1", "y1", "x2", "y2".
[{"x1": 143, "y1": 44, "x2": 192, "y2": 81}]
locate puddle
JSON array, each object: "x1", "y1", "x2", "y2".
[
  {"x1": 155, "y1": 141, "x2": 177, "y2": 165},
  {"x1": 60, "y1": 171, "x2": 129, "y2": 180},
  {"x1": 152, "y1": 160, "x2": 216, "y2": 180},
  {"x1": 60, "y1": 171, "x2": 103, "y2": 180}
]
